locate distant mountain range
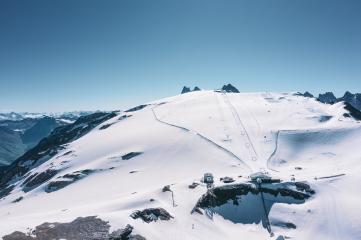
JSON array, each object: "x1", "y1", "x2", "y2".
[
  {"x1": 0, "y1": 111, "x2": 95, "y2": 166},
  {"x1": 297, "y1": 91, "x2": 361, "y2": 111},
  {"x1": 0, "y1": 111, "x2": 94, "y2": 122}
]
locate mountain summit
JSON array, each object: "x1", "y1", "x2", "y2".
[{"x1": 221, "y1": 84, "x2": 240, "y2": 93}]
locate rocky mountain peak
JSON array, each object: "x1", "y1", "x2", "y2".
[
  {"x1": 181, "y1": 86, "x2": 201, "y2": 94},
  {"x1": 317, "y1": 92, "x2": 337, "y2": 104},
  {"x1": 181, "y1": 86, "x2": 191, "y2": 94},
  {"x1": 221, "y1": 84, "x2": 240, "y2": 93}
]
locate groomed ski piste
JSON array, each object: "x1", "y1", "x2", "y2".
[{"x1": 1, "y1": 90, "x2": 361, "y2": 239}]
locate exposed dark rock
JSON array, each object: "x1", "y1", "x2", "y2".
[
  {"x1": 122, "y1": 152, "x2": 142, "y2": 160},
  {"x1": 338, "y1": 91, "x2": 361, "y2": 111},
  {"x1": 45, "y1": 180, "x2": 71, "y2": 193},
  {"x1": 221, "y1": 84, "x2": 240, "y2": 93},
  {"x1": 303, "y1": 91, "x2": 314, "y2": 98},
  {"x1": 272, "y1": 221, "x2": 297, "y2": 229},
  {"x1": 294, "y1": 92, "x2": 314, "y2": 98},
  {"x1": 12, "y1": 196, "x2": 23, "y2": 203},
  {"x1": 22, "y1": 169, "x2": 59, "y2": 192},
  {"x1": 181, "y1": 86, "x2": 202, "y2": 94},
  {"x1": 188, "y1": 182, "x2": 199, "y2": 189},
  {"x1": 119, "y1": 115, "x2": 132, "y2": 120},
  {"x1": 317, "y1": 92, "x2": 337, "y2": 104},
  {"x1": 60, "y1": 150, "x2": 73, "y2": 157},
  {"x1": 3, "y1": 231, "x2": 33, "y2": 240},
  {"x1": 128, "y1": 235, "x2": 146, "y2": 240},
  {"x1": 125, "y1": 105, "x2": 148, "y2": 112},
  {"x1": 130, "y1": 208, "x2": 173, "y2": 223},
  {"x1": 316, "y1": 173, "x2": 345, "y2": 180},
  {"x1": 45, "y1": 169, "x2": 94, "y2": 193},
  {"x1": 181, "y1": 86, "x2": 191, "y2": 94},
  {"x1": 343, "y1": 102, "x2": 361, "y2": 120},
  {"x1": 0, "y1": 185, "x2": 14, "y2": 199},
  {"x1": 192, "y1": 207, "x2": 203, "y2": 215},
  {"x1": 99, "y1": 123, "x2": 115, "y2": 130},
  {"x1": 220, "y1": 177, "x2": 235, "y2": 183},
  {"x1": 3, "y1": 217, "x2": 146, "y2": 240},
  {"x1": 162, "y1": 185, "x2": 171, "y2": 192},
  {"x1": 109, "y1": 224, "x2": 133, "y2": 239},
  {"x1": 319, "y1": 115, "x2": 333, "y2": 122}
]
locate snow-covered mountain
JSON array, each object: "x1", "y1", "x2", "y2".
[
  {"x1": 316, "y1": 91, "x2": 361, "y2": 111},
  {"x1": 0, "y1": 111, "x2": 95, "y2": 122},
  {"x1": 338, "y1": 91, "x2": 361, "y2": 111},
  {"x1": 0, "y1": 112, "x2": 98, "y2": 166},
  {"x1": 1, "y1": 90, "x2": 361, "y2": 240}
]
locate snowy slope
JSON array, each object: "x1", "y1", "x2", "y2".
[{"x1": 1, "y1": 91, "x2": 361, "y2": 239}]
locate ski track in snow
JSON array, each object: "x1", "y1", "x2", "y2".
[{"x1": 152, "y1": 106, "x2": 253, "y2": 173}]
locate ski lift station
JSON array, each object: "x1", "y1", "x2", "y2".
[
  {"x1": 250, "y1": 172, "x2": 272, "y2": 183},
  {"x1": 203, "y1": 173, "x2": 214, "y2": 184}
]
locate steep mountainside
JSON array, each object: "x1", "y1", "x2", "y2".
[
  {"x1": 0, "y1": 127, "x2": 26, "y2": 166},
  {"x1": 0, "y1": 112, "x2": 95, "y2": 166},
  {"x1": 316, "y1": 91, "x2": 361, "y2": 111}
]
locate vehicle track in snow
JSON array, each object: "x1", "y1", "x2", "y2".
[
  {"x1": 151, "y1": 105, "x2": 253, "y2": 172},
  {"x1": 266, "y1": 130, "x2": 280, "y2": 173}
]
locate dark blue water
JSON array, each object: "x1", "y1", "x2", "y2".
[{"x1": 211, "y1": 192, "x2": 304, "y2": 228}]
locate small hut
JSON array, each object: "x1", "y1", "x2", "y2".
[{"x1": 203, "y1": 173, "x2": 214, "y2": 184}]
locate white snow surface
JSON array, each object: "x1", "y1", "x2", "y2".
[{"x1": 1, "y1": 91, "x2": 361, "y2": 239}]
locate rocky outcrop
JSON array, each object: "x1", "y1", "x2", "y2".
[
  {"x1": 3, "y1": 216, "x2": 146, "y2": 240},
  {"x1": 343, "y1": 102, "x2": 361, "y2": 120},
  {"x1": 317, "y1": 92, "x2": 337, "y2": 104},
  {"x1": 181, "y1": 86, "x2": 191, "y2": 94},
  {"x1": 22, "y1": 169, "x2": 59, "y2": 192},
  {"x1": 181, "y1": 86, "x2": 201, "y2": 94},
  {"x1": 45, "y1": 169, "x2": 94, "y2": 193},
  {"x1": 125, "y1": 105, "x2": 148, "y2": 112},
  {"x1": 339, "y1": 91, "x2": 361, "y2": 111},
  {"x1": 221, "y1": 84, "x2": 240, "y2": 93},
  {"x1": 303, "y1": 91, "x2": 314, "y2": 98},
  {"x1": 122, "y1": 152, "x2": 143, "y2": 160},
  {"x1": 130, "y1": 208, "x2": 173, "y2": 223},
  {"x1": 294, "y1": 92, "x2": 314, "y2": 98},
  {"x1": 220, "y1": 176, "x2": 235, "y2": 183}
]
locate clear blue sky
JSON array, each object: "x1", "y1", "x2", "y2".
[{"x1": 0, "y1": 0, "x2": 360, "y2": 112}]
